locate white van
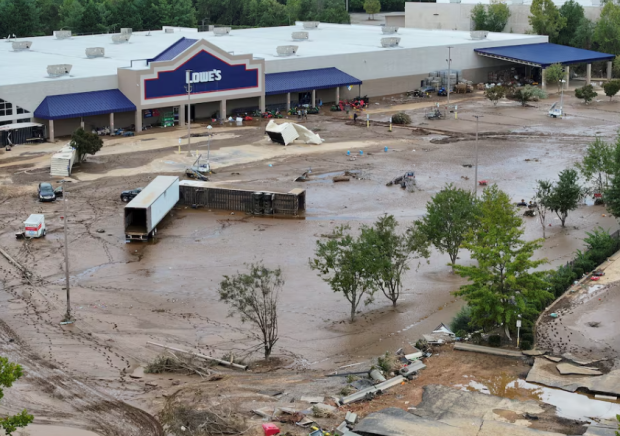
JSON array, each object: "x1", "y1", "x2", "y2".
[{"x1": 23, "y1": 214, "x2": 46, "y2": 238}]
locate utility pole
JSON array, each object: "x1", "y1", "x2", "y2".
[
  {"x1": 61, "y1": 180, "x2": 71, "y2": 322},
  {"x1": 473, "y1": 115, "x2": 482, "y2": 195},
  {"x1": 185, "y1": 70, "x2": 192, "y2": 157},
  {"x1": 446, "y1": 46, "x2": 453, "y2": 106},
  {"x1": 206, "y1": 125, "x2": 213, "y2": 165}
]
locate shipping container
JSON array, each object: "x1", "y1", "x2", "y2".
[{"x1": 124, "y1": 176, "x2": 179, "y2": 240}]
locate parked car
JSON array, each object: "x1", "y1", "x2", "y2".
[
  {"x1": 38, "y1": 182, "x2": 56, "y2": 202},
  {"x1": 120, "y1": 188, "x2": 143, "y2": 202}
]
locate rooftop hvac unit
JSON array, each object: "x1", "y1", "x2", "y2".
[
  {"x1": 213, "y1": 27, "x2": 231, "y2": 36},
  {"x1": 276, "y1": 45, "x2": 298, "y2": 56},
  {"x1": 303, "y1": 21, "x2": 319, "y2": 29},
  {"x1": 54, "y1": 30, "x2": 71, "y2": 39},
  {"x1": 121, "y1": 28, "x2": 132, "y2": 34},
  {"x1": 111, "y1": 33, "x2": 131, "y2": 43},
  {"x1": 47, "y1": 64, "x2": 72, "y2": 78},
  {"x1": 12, "y1": 41, "x2": 32, "y2": 51},
  {"x1": 381, "y1": 37, "x2": 400, "y2": 48},
  {"x1": 86, "y1": 47, "x2": 104, "y2": 58},
  {"x1": 470, "y1": 30, "x2": 489, "y2": 40},
  {"x1": 382, "y1": 26, "x2": 399, "y2": 34},
  {"x1": 292, "y1": 31, "x2": 309, "y2": 40},
  {"x1": 165, "y1": 28, "x2": 174, "y2": 33}
]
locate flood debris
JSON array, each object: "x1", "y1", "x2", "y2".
[
  {"x1": 300, "y1": 396, "x2": 324, "y2": 404},
  {"x1": 333, "y1": 175, "x2": 350, "y2": 182},
  {"x1": 556, "y1": 363, "x2": 602, "y2": 376},
  {"x1": 386, "y1": 171, "x2": 416, "y2": 190}
]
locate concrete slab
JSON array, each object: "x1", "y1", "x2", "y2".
[
  {"x1": 523, "y1": 350, "x2": 548, "y2": 356},
  {"x1": 300, "y1": 396, "x2": 324, "y2": 403},
  {"x1": 527, "y1": 358, "x2": 620, "y2": 396},
  {"x1": 129, "y1": 366, "x2": 144, "y2": 379},
  {"x1": 556, "y1": 363, "x2": 602, "y2": 376},
  {"x1": 562, "y1": 353, "x2": 601, "y2": 366},
  {"x1": 544, "y1": 356, "x2": 563, "y2": 363},
  {"x1": 454, "y1": 343, "x2": 524, "y2": 358}
]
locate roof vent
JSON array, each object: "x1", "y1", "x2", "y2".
[
  {"x1": 382, "y1": 26, "x2": 399, "y2": 34},
  {"x1": 54, "y1": 30, "x2": 71, "y2": 39},
  {"x1": 121, "y1": 28, "x2": 132, "y2": 35},
  {"x1": 213, "y1": 27, "x2": 231, "y2": 36},
  {"x1": 292, "y1": 31, "x2": 309, "y2": 40},
  {"x1": 381, "y1": 37, "x2": 400, "y2": 48},
  {"x1": 276, "y1": 45, "x2": 298, "y2": 56},
  {"x1": 470, "y1": 31, "x2": 489, "y2": 40},
  {"x1": 303, "y1": 21, "x2": 319, "y2": 29},
  {"x1": 12, "y1": 41, "x2": 32, "y2": 51},
  {"x1": 111, "y1": 33, "x2": 131, "y2": 43},
  {"x1": 86, "y1": 47, "x2": 104, "y2": 58},
  {"x1": 165, "y1": 28, "x2": 174, "y2": 33},
  {"x1": 47, "y1": 64, "x2": 72, "y2": 78}
]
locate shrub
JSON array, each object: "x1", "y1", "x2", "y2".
[
  {"x1": 575, "y1": 84, "x2": 597, "y2": 104},
  {"x1": 377, "y1": 352, "x2": 399, "y2": 373},
  {"x1": 519, "y1": 340, "x2": 532, "y2": 350},
  {"x1": 488, "y1": 334, "x2": 501, "y2": 347},
  {"x1": 392, "y1": 113, "x2": 411, "y2": 124},
  {"x1": 471, "y1": 332, "x2": 483, "y2": 345},
  {"x1": 603, "y1": 79, "x2": 620, "y2": 101},
  {"x1": 450, "y1": 305, "x2": 479, "y2": 333},
  {"x1": 455, "y1": 329, "x2": 467, "y2": 339},
  {"x1": 485, "y1": 86, "x2": 506, "y2": 106},
  {"x1": 513, "y1": 85, "x2": 547, "y2": 106}
]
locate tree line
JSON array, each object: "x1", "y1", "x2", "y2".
[{"x1": 0, "y1": 0, "x2": 406, "y2": 38}]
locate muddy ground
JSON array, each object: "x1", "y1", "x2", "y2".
[{"x1": 1, "y1": 91, "x2": 619, "y2": 434}]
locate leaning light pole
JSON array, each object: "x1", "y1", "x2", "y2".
[
  {"x1": 473, "y1": 115, "x2": 483, "y2": 194},
  {"x1": 185, "y1": 70, "x2": 193, "y2": 157},
  {"x1": 61, "y1": 179, "x2": 71, "y2": 322},
  {"x1": 446, "y1": 46, "x2": 453, "y2": 106}
]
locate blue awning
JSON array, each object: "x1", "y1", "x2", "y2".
[
  {"x1": 266, "y1": 68, "x2": 362, "y2": 96},
  {"x1": 474, "y1": 43, "x2": 615, "y2": 68},
  {"x1": 34, "y1": 90, "x2": 136, "y2": 120},
  {"x1": 149, "y1": 37, "x2": 198, "y2": 63}
]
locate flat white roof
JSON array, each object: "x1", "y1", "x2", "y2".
[{"x1": 0, "y1": 23, "x2": 542, "y2": 87}]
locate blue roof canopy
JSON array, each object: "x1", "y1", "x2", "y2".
[
  {"x1": 149, "y1": 37, "x2": 198, "y2": 63},
  {"x1": 266, "y1": 67, "x2": 362, "y2": 96},
  {"x1": 35, "y1": 89, "x2": 136, "y2": 120},
  {"x1": 475, "y1": 43, "x2": 614, "y2": 68}
]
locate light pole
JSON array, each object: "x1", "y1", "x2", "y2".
[
  {"x1": 473, "y1": 115, "x2": 483, "y2": 194},
  {"x1": 446, "y1": 46, "x2": 453, "y2": 106},
  {"x1": 516, "y1": 316, "x2": 522, "y2": 348},
  {"x1": 185, "y1": 70, "x2": 193, "y2": 157},
  {"x1": 60, "y1": 180, "x2": 71, "y2": 322},
  {"x1": 206, "y1": 125, "x2": 213, "y2": 166},
  {"x1": 559, "y1": 79, "x2": 565, "y2": 117}
]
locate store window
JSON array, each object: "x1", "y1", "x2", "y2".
[{"x1": 0, "y1": 98, "x2": 30, "y2": 117}]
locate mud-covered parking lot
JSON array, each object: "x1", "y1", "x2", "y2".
[{"x1": 1, "y1": 91, "x2": 619, "y2": 434}]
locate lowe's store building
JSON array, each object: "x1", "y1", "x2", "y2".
[{"x1": 0, "y1": 22, "x2": 613, "y2": 141}]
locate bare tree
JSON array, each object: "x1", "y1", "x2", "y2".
[
  {"x1": 219, "y1": 263, "x2": 282, "y2": 359},
  {"x1": 535, "y1": 180, "x2": 552, "y2": 238}
]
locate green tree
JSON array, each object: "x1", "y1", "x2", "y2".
[
  {"x1": 155, "y1": 0, "x2": 172, "y2": 25},
  {"x1": 572, "y1": 17, "x2": 595, "y2": 50},
  {"x1": 593, "y1": 1, "x2": 620, "y2": 56},
  {"x1": 0, "y1": 357, "x2": 34, "y2": 435},
  {"x1": 604, "y1": 138, "x2": 620, "y2": 219},
  {"x1": 575, "y1": 84, "x2": 598, "y2": 104},
  {"x1": 257, "y1": 0, "x2": 289, "y2": 26},
  {"x1": 59, "y1": 0, "x2": 84, "y2": 32},
  {"x1": 557, "y1": 0, "x2": 584, "y2": 46},
  {"x1": 364, "y1": 0, "x2": 381, "y2": 20},
  {"x1": 454, "y1": 184, "x2": 551, "y2": 338},
  {"x1": 361, "y1": 215, "x2": 430, "y2": 307},
  {"x1": 70, "y1": 127, "x2": 103, "y2": 163},
  {"x1": 485, "y1": 85, "x2": 506, "y2": 106},
  {"x1": 37, "y1": 0, "x2": 63, "y2": 36},
  {"x1": 541, "y1": 169, "x2": 583, "y2": 227},
  {"x1": 576, "y1": 136, "x2": 614, "y2": 195},
  {"x1": 80, "y1": 0, "x2": 101, "y2": 33},
  {"x1": 603, "y1": 80, "x2": 620, "y2": 101},
  {"x1": 139, "y1": 0, "x2": 162, "y2": 30},
  {"x1": 0, "y1": 0, "x2": 40, "y2": 37},
  {"x1": 310, "y1": 225, "x2": 376, "y2": 322},
  {"x1": 544, "y1": 63, "x2": 565, "y2": 92},
  {"x1": 486, "y1": 0, "x2": 510, "y2": 32},
  {"x1": 219, "y1": 262, "x2": 282, "y2": 359},
  {"x1": 535, "y1": 180, "x2": 553, "y2": 238},
  {"x1": 529, "y1": 0, "x2": 566, "y2": 41},
  {"x1": 471, "y1": 3, "x2": 488, "y2": 31},
  {"x1": 513, "y1": 85, "x2": 547, "y2": 106},
  {"x1": 417, "y1": 184, "x2": 479, "y2": 269},
  {"x1": 170, "y1": 0, "x2": 196, "y2": 27},
  {"x1": 318, "y1": 0, "x2": 351, "y2": 24},
  {"x1": 109, "y1": 0, "x2": 143, "y2": 30}
]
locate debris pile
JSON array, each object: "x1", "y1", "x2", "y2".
[{"x1": 265, "y1": 120, "x2": 322, "y2": 146}]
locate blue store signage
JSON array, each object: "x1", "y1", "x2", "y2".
[{"x1": 145, "y1": 50, "x2": 260, "y2": 100}]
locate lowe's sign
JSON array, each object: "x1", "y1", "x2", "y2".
[{"x1": 145, "y1": 50, "x2": 260, "y2": 100}]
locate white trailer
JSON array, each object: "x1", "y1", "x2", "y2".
[
  {"x1": 124, "y1": 176, "x2": 179, "y2": 241},
  {"x1": 16, "y1": 214, "x2": 46, "y2": 238}
]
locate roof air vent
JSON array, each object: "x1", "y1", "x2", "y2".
[
  {"x1": 382, "y1": 26, "x2": 399, "y2": 34},
  {"x1": 303, "y1": 22, "x2": 319, "y2": 29},
  {"x1": 47, "y1": 64, "x2": 72, "y2": 78},
  {"x1": 165, "y1": 28, "x2": 174, "y2": 33},
  {"x1": 86, "y1": 47, "x2": 104, "y2": 58},
  {"x1": 470, "y1": 31, "x2": 489, "y2": 40},
  {"x1": 292, "y1": 31, "x2": 309, "y2": 41},
  {"x1": 12, "y1": 41, "x2": 32, "y2": 51},
  {"x1": 121, "y1": 28, "x2": 132, "y2": 35},
  {"x1": 111, "y1": 33, "x2": 131, "y2": 43},
  {"x1": 381, "y1": 37, "x2": 400, "y2": 48},
  {"x1": 276, "y1": 45, "x2": 298, "y2": 56},
  {"x1": 54, "y1": 30, "x2": 71, "y2": 39},
  {"x1": 213, "y1": 27, "x2": 231, "y2": 36}
]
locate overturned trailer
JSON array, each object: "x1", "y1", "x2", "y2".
[{"x1": 179, "y1": 180, "x2": 306, "y2": 216}]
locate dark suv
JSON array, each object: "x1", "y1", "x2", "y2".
[
  {"x1": 120, "y1": 188, "x2": 143, "y2": 202},
  {"x1": 38, "y1": 182, "x2": 56, "y2": 202}
]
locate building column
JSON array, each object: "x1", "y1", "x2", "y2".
[
  {"x1": 109, "y1": 112, "x2": 115, "y2": 132},
  {"x1": 178, "y1": 104, "x2": 185, "y2": 127},
  {"x1": 80, "y1": 117, "x2": 84, "y2": 129},
  {"x1": 220, "y1": 100, "x2": 227, "y2": 120},
  {"x1": 286, "y1": 93, "x2": 291, "y2": 111},
  {"x1": 541, "y1": 67, "x2": 546, "y2": 90},
  {"x1": 135, "y1": 110, "x2": 142, "y2": 133},
  {"x1": 607, "y1": 61, "x2": 613, "y2": 80},
  {"x1": 335, "y1": 86, "x2": 340, "y2": 103},
  {"x1": 259, "y1": 95, "x2": 266, "y2": 113},
  {"x1": 565, "y1": 66, "x2": 570, "y2": 90},
  {"x1": 586, "y1": 63, "x2": 592, "y2": 85},
  {"x1": 311, "y1": 89, "x2": 316, "y2": 107},
  {"x1": 49, "y1": 119, "x2": 55, "y2": 142}
]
